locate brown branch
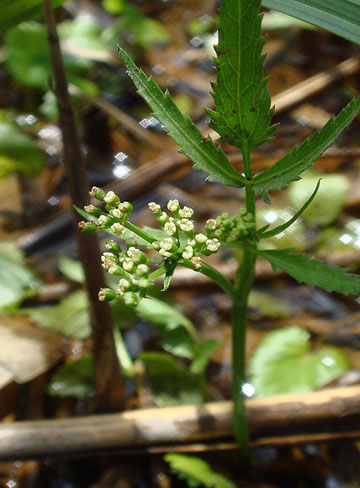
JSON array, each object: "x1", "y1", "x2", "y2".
[
  {"x1": 42, "y1": 0, "x2": 124, "y2": 409},
  {"x1": 1, "y1": 386, "x2": 360, "y2": 460}
]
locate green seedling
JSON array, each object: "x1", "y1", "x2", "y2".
[{"x1": 80, "y1": 0, "x2": 360, "y2": 454}]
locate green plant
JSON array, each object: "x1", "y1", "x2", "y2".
[
  {"x1": 249, "y1": 326, "x2": 350, "y2": 397},
  {"x1": 164, "y1": 453, "x2": 236, "y2": 488},
  {"x1": 80, "y1": 0, "x2": 360, "y2": 454}
]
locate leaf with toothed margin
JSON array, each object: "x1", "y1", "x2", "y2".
[
  {"x1": 259, "y1": 249, "x2": 360, "y2": 295},
  {"x1": 208, "y1": 0, "x2": 276, "y2": 151},
  {"x1": 119, "y1": 48, "x2": 246, "y2": 188},
  {"x1": 252, "y1": 96, "x2": 360, "y2": 199}
]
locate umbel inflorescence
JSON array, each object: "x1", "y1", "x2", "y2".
[{"x1": 79, "y1": 187, "x2": 256, "y2": 306}]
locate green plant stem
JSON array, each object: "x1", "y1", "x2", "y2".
[
  {"x1": 113, "y1": 326, "x2": 136, "y2": 379},
  {"x1": 232, "y1": 144, "x2": 257, "y2": 456},
  {"x1": 181, "y1": 261, "x2": 237, "y2": 300},
  {"x1": 150, "y1": 260, "x2": 237, "y2": 299},
  {"x1": 242, "y1": 143, "x2": 255, "y2": 214},
  {"x1": 232, "y1": 244, "x2": 256, "y2": 455},
  {"x1": 124, "y1": 221, "x2": 156, "y2": 244}
]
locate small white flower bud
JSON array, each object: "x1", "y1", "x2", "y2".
[
  {"x1": 205, "y1": 219, "x2": 217, "y2": 230},
  {"x1": 179, "y1": 219, "x2": 194, "y2": 232},
  {"x1": 127, "y1": 247, "x2": 139, "y2": 258},
  {"x1": 164, "y1": 221, "x2": 177, "y2": 236},
  {"x1": 101, "y1": 252, "x2": 115, "y2": 262},
  {"x1": 136, "y1": 264, "x2": 149, "y2": 276},
  {"x1": 98, "y1": 215, "x2": 109, "y2": 226},
  {"x1": 195, "y1": 233, "x2": 207, "y2": 243},
  {"x1": 167, "y1": 199, "x2": 180, "y2": 212},
  {"x1": 108, "y1": 264, "x2": 120, "y2": 274},
  {"x1": 182, "y1": 245, "x2": 194, "y2": 260},
  {"x1": 187, "y1": 239, "x2": 196, "y2": 247},
  {"x1": 123, "y1": 292, "x2": 138, "y2": 307},
  {"x1": 118, "y1": 278, "x2": 130, "y2": 292},
  {"x1": 110, "y1": 208, "x2": 123, "y2": 219},
  {"x1": 104, "y1": 191, "x2": 118, "y2": 204},
  {"x1": 179, "y1": 206, "x2": 194, "y2": 219},
  {"x1": 111, "y1": 223, "x2": 126, "y2": 237},
  {"x1": 191, "y1": 256, "x2": 202, "y2": 270},
  {"x1": 148, "y1": 202, "x2": 161, "y2": 214},
  {"x1": 101, "y1": 258, "x2": 113, "y2": 270},
  {"x1": 206, "y1": 238, "x2": 221, "y2": 252},
  {"x1": 119, "y1": 202, "x2": 133, "y2": 214},
  {"x1": 159, "y1": 249, "x2": 171, "y2": 258},
  {"x1": 104, "y1": 240, "x2": 120, "y2": 251},
  {"x1": 158, "y1": 212, "x2": 169, "y2": 223},
  {"x1": 160, "y1": 237, "x2": 175, "y2": 251},
  {"x1": 123, "y1": 260, "x2": 134, "y2": 272},
  {"x1": 84, "y1": 204, "x2": 95, "y2": 213},
  {"x1": 137, "y1": 278, "x2": 149, "y2": 289}
]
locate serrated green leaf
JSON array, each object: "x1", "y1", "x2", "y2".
[
  {"x1": 258, "y1": 179, "x2": 321, "y2": 239},
  {"x1": 208, "y1": 0, "x2": 276, "y2": 151},
  {"x1": 47, "y1": 355, "x2": 95, "y2": 399},
  {"x1": 252, "y1": 96, "x2": 360, "y2": 196},
  {"x1": 259, "y1": 249, "x2": 360, "y2": 295},
  {"x1": 249, "y1": 326, "x2": 350, "y2": 397},
  {"x1": 139, "y1": 352, "x2": 203, "y2": 407},
  {"x1": 262, "y1": 0, "x2": 360, "y2": 45},
  {"x1": 0, "y1": 0, "x2": 66, "y2": 33},
  {"x1": 164, "y1": 453, "x2": 236, "y2": 488},
  {"x1": 119, "y1": 48, "x2": 245, "y2": 188}
]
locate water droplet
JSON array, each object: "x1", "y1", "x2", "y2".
[
  {"x1": 339, "y1": 233, "x2": 353, "y2": 245},
  {"x1": 321, "y1": 356, "x2": 335, "y2": 367},
  {"x1": 242, "y1": 382, "x2": 255, "y2": 397},
  {"x1": 264, "y1": 210, "x2": 278, "y2": 224},
  {"x1": 114, "y1": 152, "x2": 128, "y2": 162}
]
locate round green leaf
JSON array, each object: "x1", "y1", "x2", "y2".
[{"x1": 249, "y1": 325, "x2": 350, "y2": 397}]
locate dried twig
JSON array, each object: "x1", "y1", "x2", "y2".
[
  {"x1": 42, "y1": 0, "x2": 124, "y2": 409},
  {"x1": 1, "y1": 385, "x2": 360, "y2": 460}
]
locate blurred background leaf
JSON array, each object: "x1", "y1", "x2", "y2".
[
  {"x1": 249, "y1": 325, "x2": 351, "y2": 397},
  {"x1": 0, "y1": 0, "x2": 66, "y2": 33},
  {"x1": 47, "y1": 355, "x2": 95, "y2": 399},
  {"x1": 262, "y1": 0, "x2": 360, "y2": 44},
  {"x1": 0, "y1": 242, "x2": 40, "y2": 310}
]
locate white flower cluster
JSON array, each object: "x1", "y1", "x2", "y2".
[
  {"x1": 78, "y1": 187, "x2": 133, "y2": 235},
  {"x1": 80, "y1": 189, "x2": 224, "y2": 305},
  {"x1": 148, "y1": 199, "x2": 222, "y2": 269},
  {"x1": 99, "y1": 244, "x2": 152, "y2": 306}
]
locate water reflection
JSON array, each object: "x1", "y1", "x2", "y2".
[
  {"x1": 112, "y1": 152, "x2": 130, "y2": 179},
  {"x1": 242, "y1": 382, "x2": 255, "y2": 397},
  {"x1": 15, "y1": 114, "x2": 37, "y2": 126}
]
